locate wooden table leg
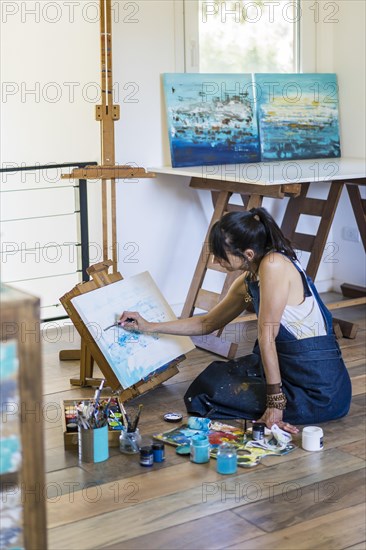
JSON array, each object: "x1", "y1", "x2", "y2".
[{"x1": 346, "y1": 183, "x2": 366, "y2": 250}]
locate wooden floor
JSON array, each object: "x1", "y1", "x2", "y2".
[{"x1": 42, "y1": 296, "x2": 366, "y2": 550}]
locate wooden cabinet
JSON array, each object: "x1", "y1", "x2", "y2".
[{"x1": 0, "y1": 284, "x2": 47, "y2": 550}]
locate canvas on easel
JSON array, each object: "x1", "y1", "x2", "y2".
[
  {"x1": 71, "y1": 271, "x2": 194, "y2": 389},
  {"x1": 60, "y1": 261, "x2": 194, "y2": 397}
]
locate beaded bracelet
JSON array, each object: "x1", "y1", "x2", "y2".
[{"x1": 266, "y1": 392, "x2": 287, "y2": 410}]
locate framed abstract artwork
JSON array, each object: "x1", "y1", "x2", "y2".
[
  {"x1": 255, "y1": 73, "x2": 341, "y2": 160},
  {"x1": 163, "y1": 73, "x2": 341, "y2": 166},
  {"x1": 163, "y1": 73, "x2": 261, "y2": 167}
]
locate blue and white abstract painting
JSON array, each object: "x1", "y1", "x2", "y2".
[
  {"x1": 255, "y1": 73, "x2": 341, "y2": 160},
  {"x1": 163, "y1": 73, "x2": 261, "y2": 167},
  {"x1": 71, "y1": 273, "x2": 194, "y2": 389}
]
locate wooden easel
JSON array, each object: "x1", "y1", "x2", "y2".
[
  {"x1": 60, "y1": 260, "x2": 182, "y2": 398},
  {"x1": 60, "y1": 0, "x2": 155, "y2": 386}
]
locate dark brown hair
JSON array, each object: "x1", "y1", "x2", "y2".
[{"x1": 209, "y1": 207, "x2": 297, "y2": 262}]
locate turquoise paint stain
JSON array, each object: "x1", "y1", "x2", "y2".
[
  {"x1": 0, "y1": 342, "x2": 18, "y2": 380},
  {"x1": 0, "y1": 436, "x2": 21, "y2": 474}
]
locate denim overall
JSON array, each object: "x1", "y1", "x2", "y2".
[{"x1": 248, "y1": 258, "x2": 352, "y2": 424}]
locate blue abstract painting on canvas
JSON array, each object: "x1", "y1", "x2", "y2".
[
  {"x1": 255, "y1": 73, "x2": 341, "y2": 160},
  {"x1": 163, "y1": 73, "x2": 261, "y2": 167},
  {"x1": 71, "y1": 272, "x2": 194, "y2": 389}
]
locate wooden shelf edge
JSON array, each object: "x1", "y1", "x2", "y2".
[{"x1": 61, "y1": 166, "x2": 156, "y2": 180}]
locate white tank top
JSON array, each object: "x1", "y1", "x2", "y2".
[{"x1": 281, "y1": 263, "x2": 327, "y2": 340}]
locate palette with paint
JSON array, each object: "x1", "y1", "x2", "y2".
[{"x1": 154, "y1": 421, "x2": 296, "y2": 468}]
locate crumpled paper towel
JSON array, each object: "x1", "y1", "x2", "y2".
[{"x1": 245, "y1": 423, "x2": 292, "y2": 451}]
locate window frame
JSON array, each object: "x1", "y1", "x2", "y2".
[{"x1": 182, "y1": 0, "x2": 316, "y2": 73}]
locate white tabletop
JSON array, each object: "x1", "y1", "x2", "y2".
[{"x1": 150, "y1": 157, "x2": 366, "y2": 186}]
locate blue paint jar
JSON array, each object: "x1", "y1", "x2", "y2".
[
  {"x1": 190, "y1": 434, "x2": 210, "y2": 464},
  {"x1": 216, "y1": 443, "x2": 237, "y2": 475},
  {"x1": 152, "y1": 442, "x2": 165, "y2": 463}
]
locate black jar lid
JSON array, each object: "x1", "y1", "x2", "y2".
[
  {"x1": 140, "y1": 445, "x2": 153, "y2": 455},
  {"x1": 252, "y1": 422, "x2": 266, "y2": 431},
  {"x1": 152, "y1": 442, "x2": 165, "y2": 450}
]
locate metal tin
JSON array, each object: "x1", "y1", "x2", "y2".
[{"x1": 163, "y1": 412, "x2": 183, "y2": 423}]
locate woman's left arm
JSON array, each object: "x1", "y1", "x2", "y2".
[{"x1": 256, "y1": 254, "x2": 299, "y2": 434}]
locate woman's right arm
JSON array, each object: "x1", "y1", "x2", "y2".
[{"x1": 119, "y1": 274, "x2": 250, "y2": 337}]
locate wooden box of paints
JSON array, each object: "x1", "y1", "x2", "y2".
[{"x1": 61, "y1": 396, "x2": 124, "y2": 448}]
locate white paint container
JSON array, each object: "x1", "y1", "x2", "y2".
[{"x1": 302, "y1": 426, "x2": 324, "y2": 452}]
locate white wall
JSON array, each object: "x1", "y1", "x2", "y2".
[
  {"x1": 0, "y1": 2, "x2": 100, "y2": 164},
  {"x1": 0, "y1": 1, "x2": 103, "y2": 314},
  {"x1": 111, "y1": 0, "x2": 211, "y2": 311}
]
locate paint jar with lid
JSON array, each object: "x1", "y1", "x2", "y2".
[
  {"x1": 216, "y1": 443, "x2": 237, "y2": 475},
  {"x1": 190, "y1": 434, "x2": 210, "y2": 464},
  {"x1": 140, "y1": 445, "x2": 154, "y2": 467},
  {"x1": 302, "y1": 426, "x2": 324, "y2": 452},
  {"x1": 152, "y1": 442, "x2": 165, "y2": 463},
  {"x1": 252, "y1": 422, "x2": 266, "y2": 442},
  {"x1": 119, "y1": 427, "x2": 142, "y2": 454}
]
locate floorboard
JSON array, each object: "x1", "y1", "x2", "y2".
[{"x1": 225, "y1": 503, "x2": 366, "y2": 550}]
